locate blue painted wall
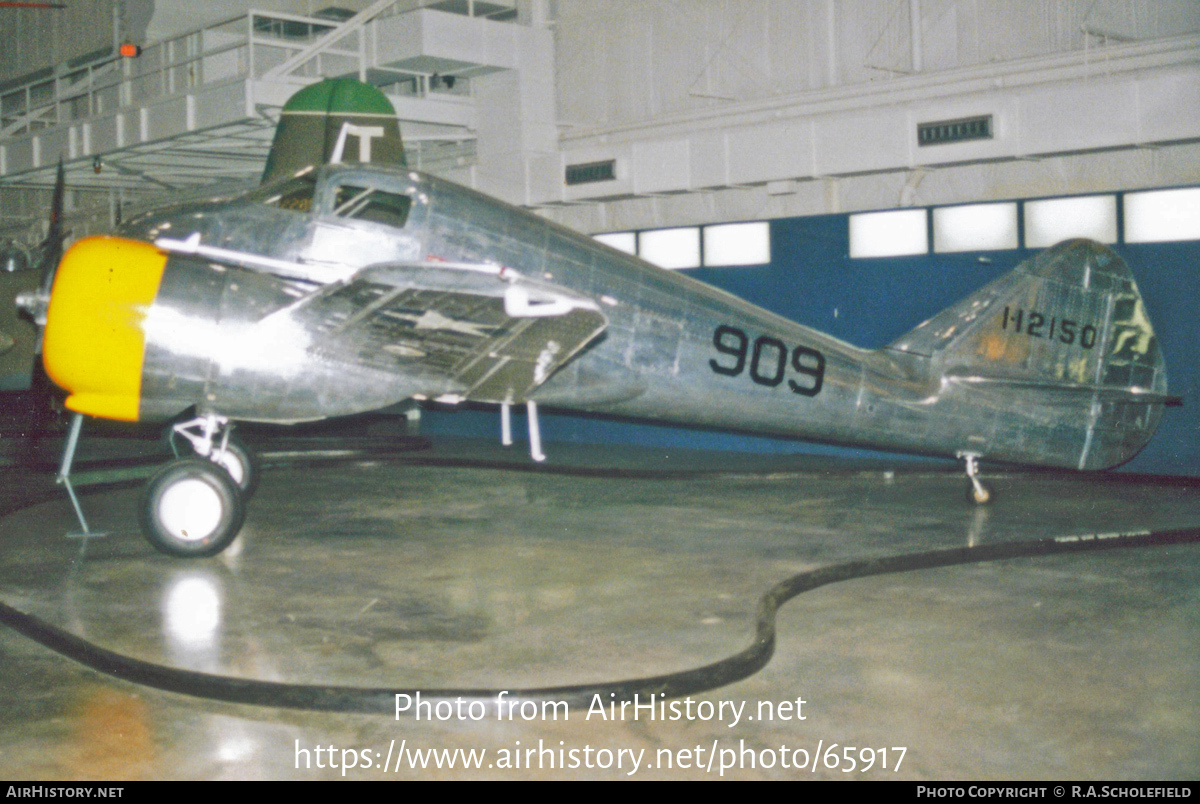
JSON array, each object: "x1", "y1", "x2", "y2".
[{"x1": 424, "y1": 207, "x2": 1198, "y2": 476}]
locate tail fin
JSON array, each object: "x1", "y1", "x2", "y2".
[
  {"x1": 889, "y1": 239, "x2": 1175, "y2": 468},
  {"x1": 261, "y1": 78, "x2": 405, "y2": 184}
]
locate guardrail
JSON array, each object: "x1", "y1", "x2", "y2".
[{"x1": 0, "y1": 0, "x2": 515, "y2": 141}]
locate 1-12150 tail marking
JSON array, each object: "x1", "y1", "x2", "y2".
[{"x1": 1001, "y1": 306, "x2": 1097, "y2": 349}]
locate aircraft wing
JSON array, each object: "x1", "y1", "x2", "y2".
[{"x1": 276, "y1": 260, "x2": 609, "y2": 404}]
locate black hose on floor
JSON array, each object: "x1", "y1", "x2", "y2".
[{"x1": 2, "y1": 518, "x2": 1196, "y2": 715}]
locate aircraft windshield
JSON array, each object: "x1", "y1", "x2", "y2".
[{"x1": 333, "y1": 184, "x2": 411, "y2": 229}]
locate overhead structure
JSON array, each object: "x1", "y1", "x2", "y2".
[
  {"x1": 0, "y1": 0, "x2": 552, "y2": 240},
  {"x1": 2, "y1": 1, "x2": 1198, "y2": 243}
]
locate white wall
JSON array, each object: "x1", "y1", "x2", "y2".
[
  {"x1": 0, "y1": 1, "x2": 118, "y2": 82},
  {"x1": 541, "y1": 0, "x2": 1200, "y2": 231},
  {"x1": 538, "y1": 141, "x2": 1200, "y2": 234},
  {"x1": 553, "y1": 0, "x2": 1200, "y2": 132}
]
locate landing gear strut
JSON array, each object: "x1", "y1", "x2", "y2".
[
  {"x1": 143, "y1": 414, "x2": 253, "y2": 557},
  {"x1": 169, "y1": 415, "x2": 258, "y2": 497},
  {"x1": 959, "y1": 452, "x2": 993, "y2": 505},
  {"x1": 54, "y1": 413, "x2": 251, "y2": 556}
]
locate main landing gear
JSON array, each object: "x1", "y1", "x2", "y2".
[
  {"x1": 168, "y1": 415, "x2": 259, "y2": 498},
  {"x1": 140, "y1": 457, "x2": 245, "y2": 557},
  {"x1": 56, "y1": 413, "x2": 257, "y2": 558},
  {"x1": 958, "y1": 452, "x2": 993, "y2": 505},
  {"x1": 140, "y1": 415, "x2": 259, "y2": 557}
]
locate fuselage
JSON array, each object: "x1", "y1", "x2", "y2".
[{"x1": 53, "y1": 163, "x2": 1159, "y2": 470}]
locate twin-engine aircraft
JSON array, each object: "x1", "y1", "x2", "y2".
[{"x1": 17, "y1": 79, "x2": 1179, "y2": 558}]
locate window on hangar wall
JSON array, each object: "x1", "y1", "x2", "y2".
[
  {"x1": 593, "y1": 232, "x2": 637, "y2": 255},
  {"x1": 1124, "y1": 187, "x2": 1200, "y2": 243},
  {"x1": 604, "y1": 186, "x2": 1200, "y2": 268},
  {"x1": 933, "y1": 202, "x2": 1019, "y2": 253},
  {"x1": 595, "y1": 222, "x2": 771, "y2": 269},
  {"x1": 639, "y1": 227, "x2": 701, "y2": 269},
  {"x1": 849, "y1": 209, "x2": 928, "y2": 258},
  {"x1": 703, "y1": 222, "x2": 771, "y2": 267},
  {"x1": 1025, "y1": 195, "x2": 1118, "y2": 248}
]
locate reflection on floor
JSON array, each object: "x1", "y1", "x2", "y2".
[{"x1": 0, "y1": 424, "x2": 1197, "y2": 780}]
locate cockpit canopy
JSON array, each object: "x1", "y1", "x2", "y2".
[{"x1": 242, "y1": 165, "x2": 416, "y2": 230}]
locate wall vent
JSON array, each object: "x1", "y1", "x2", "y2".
[
  {"x1": 917, "y1": 115, "x2": 993, "y2": 146},
  {"x1": 565, "y1": 159, "x2": 617, "y2": 185}
]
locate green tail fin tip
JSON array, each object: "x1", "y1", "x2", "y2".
[{"x1": 262, "y1": 78, "x2": 405, "y2": 184}]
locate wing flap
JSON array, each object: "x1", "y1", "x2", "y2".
[{"x1": 279, "y1": 261, "x2": 608, "y2": 403}]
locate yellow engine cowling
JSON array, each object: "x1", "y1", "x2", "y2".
[{"x1": 42, "y1": 236, "x2": 167, "y2": 421}]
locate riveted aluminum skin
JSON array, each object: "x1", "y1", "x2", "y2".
[{"x1": 109, "y1": 164, "x2": 1171, "y2": 471}]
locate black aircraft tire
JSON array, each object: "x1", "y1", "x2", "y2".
[
  {"x1": 209, "y1": 436, "x2": 259, "y2": 499},
  {"x1": 139, "y1": 459, "x2": 246, "y2": 558}
]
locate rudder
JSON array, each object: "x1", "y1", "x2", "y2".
[{"x1": 888, "y1": 239, "x2": 1175, "y2": 468}]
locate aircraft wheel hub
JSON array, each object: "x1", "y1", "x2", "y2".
[
  {"x1": 158, "y1": 478, "x2": 225, "y2": 542},
  {"x1": 139, "y1": 458, "x2": 246, "y2": 558}
]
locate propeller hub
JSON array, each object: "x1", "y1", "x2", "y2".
[{"x1": 14, "y1": 290, "x2": 48, "y2": 325}]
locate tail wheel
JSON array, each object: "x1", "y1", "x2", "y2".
[
  {"x1": 968, "y1": 482, "x2": 994, "y2": 505},
  {"x1": 140, "y1": 458, "x2": 245, "y2": 558},
  {"x1": 209, "y1": 436, "x2": 258, "y2": 498},
  {"x1": 959, "y1": 452, "x2": 993, "y2": 506}
]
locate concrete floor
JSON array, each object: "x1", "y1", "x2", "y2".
[{"x1": 0, "y1": 424, "x2": 1197, "y2": 780}]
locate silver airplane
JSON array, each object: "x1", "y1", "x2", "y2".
[{"x1": 16, "y1": 80, "x2": 1179, "y2": 558}]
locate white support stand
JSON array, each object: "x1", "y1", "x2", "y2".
[
  {"x1": 500, "y1": 401, "x2": 513, "y2": 447},
  {"x1": 526, "y1": 401, "x2": 545, "y2": 462}
]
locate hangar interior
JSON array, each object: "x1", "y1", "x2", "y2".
[{"x1": 0, "y1": 0, "x2": 1198, "y2": 780}]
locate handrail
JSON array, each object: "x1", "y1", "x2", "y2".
[
  {"x1": 261, "y1": 0, "x2": 399, "y2": 83},
  {"x1": 0, "y1": 0, "x2": 515, "y2": 139}
]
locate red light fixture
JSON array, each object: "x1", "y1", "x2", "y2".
[{"x1": 119, "y1": 43, "x2": 141, "y2": 58}]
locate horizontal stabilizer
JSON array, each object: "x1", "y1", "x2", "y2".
[{"x1": 945, "y1": 370, "x2": 1183, "y2": 407}]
